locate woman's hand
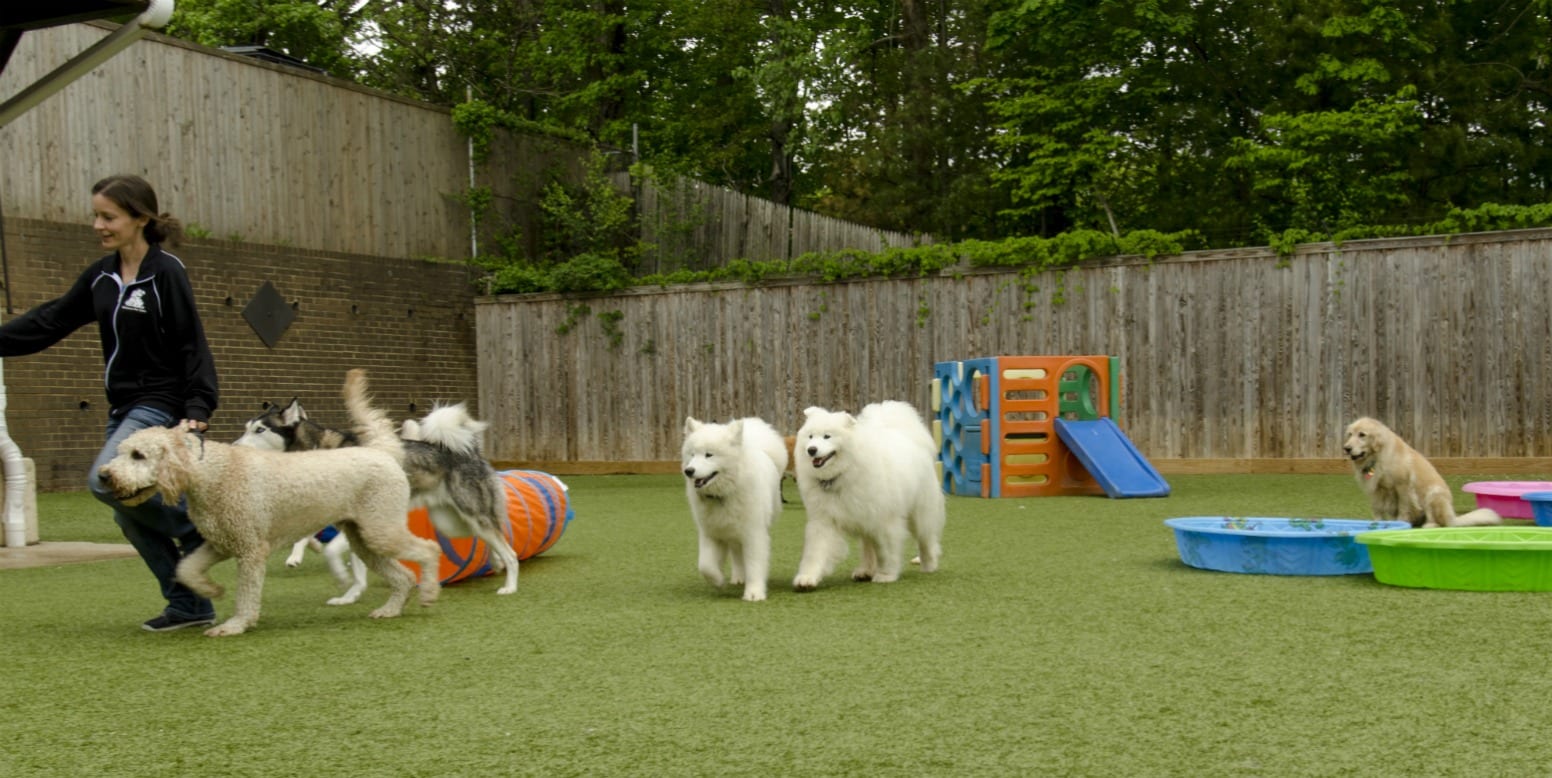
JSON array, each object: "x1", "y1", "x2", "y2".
[{"x1": 179, "y1": 419, "x2": 208, "y2": 433}]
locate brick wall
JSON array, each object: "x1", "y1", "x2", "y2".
[{"x1": 1, "y1": 217, "x2": 479, "y2": 491}]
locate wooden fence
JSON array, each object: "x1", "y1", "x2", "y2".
[
  {"x1": 1, "y1": 23, "x2": 930, "y2": 273},
  {"x1": 615, "y1": 173, "x2": 932, "y2": 274},
  {"x1": 477, "y1": 228, "x2": 1552, "y2": 474},
  {"x1": 0, "y1": 23, "x2": 488, "y2": 260}
]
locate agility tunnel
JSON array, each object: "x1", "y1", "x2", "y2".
[{"x1": 402, "y1": 469, "x2": 573, "y2": 585}]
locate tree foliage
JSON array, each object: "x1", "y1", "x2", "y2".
[
  {"x1": 982, "y1": 0, "x2": 1552, "y2": 244},
  {"x1": 165, "y1": 1, "x2": 1552, "y2": 260},
  {"x1": 165, "y1": 0, "x2": 366, "y2": 77}
]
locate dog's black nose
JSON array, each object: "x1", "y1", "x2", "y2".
[
  {"x1": 1343, "y1": 446, "x2": 1351, "y2": 454},
  {"x1": 683, "y1": 467, "x2": 694, "y2": 477},
  {"x1": 806, "y1": 446, "x2": 818, "y2": 456}
]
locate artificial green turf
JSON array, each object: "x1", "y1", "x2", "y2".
[{"x1": 5, "y1": 473, "x2": 1552, "y2": 776}]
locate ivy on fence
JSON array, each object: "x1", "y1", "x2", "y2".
[{"x1": 454, "y1": 92, "x2": 1552, "y2": 298}]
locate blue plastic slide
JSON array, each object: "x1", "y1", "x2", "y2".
[{"x1": 1053, "y1": 418, "x2": 1171, "y2": 498}]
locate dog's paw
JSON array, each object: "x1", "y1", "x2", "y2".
[
  {"x1": 326, "y1": 593, "x2": 361, "y2": 606},
  {"x1": 203, "y1": 621, "x2": 247, "y2": 637},
  {"x1": 851, "y1": 568, "x2": 875, "y2": 582},
  {"x1": 793, "y1": 575, "x2": 819, "y2": 592},
  {"x1": 496, "y1": 583, "x2": 517, "y2": 595},
  {"x1": 284, "y1": 557, "x2": 303, "y2": 568},
  {"x1": 369, "y1": 605, "x2": 403, "y2": 619},
  {"x1": 871, "y1": 572, "x2": 899, "y2": 583},
  {"x1": 699, "y1": 568, "x2": 725, "y2": 588},
  {"x1": 741, "y1": 587, "x2": 767, "y2": 602}
]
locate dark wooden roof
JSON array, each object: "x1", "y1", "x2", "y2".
[
  {"x1": 1, "y1": 1, "x2": 150, "y2": 77},
  {"x1": 1, "y1": 1, "x2": 149, "y2": 32}
]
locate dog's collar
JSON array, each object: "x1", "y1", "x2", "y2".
[
  {"x1": 1361, "y1": 465, "x2": 1375, "y2": 480},
  {"x1": 818, "y1": 476, "x2": 839, "y2": 490}
]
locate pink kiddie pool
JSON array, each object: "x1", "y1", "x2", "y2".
[{"x1": 1461, "y1": 481, "x2": 1552, "y2": 520}]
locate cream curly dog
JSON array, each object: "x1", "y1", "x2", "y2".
[
  {"x1": 98, "y1": 369, "x2": 441, "y2": 636},
  {"x1": 1342, "y1": 416, "x2": 1501, "y2": 528}
]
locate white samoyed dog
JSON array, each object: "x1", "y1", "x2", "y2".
[
  {"x1": 792, "y1": 401, "x2": 945, "y2": 590},
  {"x1": 681, "y1": 416, "x2": 790, "y2": 601}
]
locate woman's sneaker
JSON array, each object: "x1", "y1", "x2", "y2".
[{"x1": 141, "y1": 612, "x2": 216, "y2": 632}]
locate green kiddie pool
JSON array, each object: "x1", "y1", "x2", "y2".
[{"x1": 1356, "y1": 527, "x2": 1552, "y2": 591}]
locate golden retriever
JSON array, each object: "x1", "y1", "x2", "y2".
[{"x1": 1342, "y1": 417, "x2": 1501, "y2": 528}]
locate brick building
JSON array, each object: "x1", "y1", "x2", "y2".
[{"x1": 1, "y1": 217, "x2": 479, "y2": 491}]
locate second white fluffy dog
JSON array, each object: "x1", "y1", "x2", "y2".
[
  {"x1": 793, "y1": 401, "x2": 945, "y2": 590},
  {"x1": 681, "y1": 416, "x2": 788, "y2": 601}
]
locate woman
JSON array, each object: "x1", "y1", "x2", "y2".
[{"x1": 0, "y1": 174, "x2": 220, "y2": 631}]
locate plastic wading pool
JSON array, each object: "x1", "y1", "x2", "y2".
[
  {"x1": 1164, "y1": 517, "x2": 1411, "y2": 576},
  {"x1": 1460, "y1": 482, "x2": 1552, "y2": 520},
  {"x1": 1522, "y1": 492, "x2": 1552, "y2": 527},
  {"x1": 1357, "y1": 527, "x2": 1552, "y2": 591}
]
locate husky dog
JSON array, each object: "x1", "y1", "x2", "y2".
[
  {"x1": 792, "y1": 401, "x2": 945, "y2": 591},
  {"x1": 234, "y1": 399, "x2": 369, "y2": 605},
  {"x1": 235, "y1": 398, "x2": 358, "y2": 452},
  {"x1": 97, "y1": 370, "x2": 441, "y2": 636},
  {"x1": 400, "y1": 404, "x2": 522, "y2": 595},
  {"x1": 681, "y1": 416, "x2": 788, "y2": 601}
]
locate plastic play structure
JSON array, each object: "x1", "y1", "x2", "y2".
[
  {"x1": 932, "y1": 355, "x2": 1169, "y2": 499},
  {"x1": 403, "y1": 469, "x2": 573, "y2": 585}
]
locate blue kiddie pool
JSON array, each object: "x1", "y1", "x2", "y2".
[
  {"x1": 1164, "y1": 517, "x2": 1412, "y2": 576},
  {"x1": 1521, "y1": 492, "x2": 1552, "y2": 527}
]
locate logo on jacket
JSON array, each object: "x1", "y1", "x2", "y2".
[{"x1": 123, "y1": 289, "x2": 148, "y2": 313}]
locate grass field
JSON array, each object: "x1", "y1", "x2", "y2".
[{"x1": 4, "y1": 473, "x2": 1552, "y2": 776}]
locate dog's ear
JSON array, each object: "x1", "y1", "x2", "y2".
[
  {"x1": 802, "y1": 406, "x2": 826, "y2": 419},
  {"x1": 727, "y1": 419, "x2": 745, "y2": 445},
  {"x1": 279, "y1": 398, "x2": 306, "y2": 425},
  {"x1": 684, "y1": 417, "x2": 702, "y2": 435},
  {"x1": 151, "y1": 429, "x2": 194, "y2": 505},
  {"x1": 842, "y1": 412, "x2": 857, "y2": 428},
  {"x1": 1368, "y1": 422, "x2": 1388, "y2": 449}
]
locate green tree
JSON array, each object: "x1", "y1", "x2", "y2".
[
  {"x1": 983, "y1": 0, "x2": 1552, "y2": 244},
  {"x1": 1226, "y1": 90, "x2": 1424, "y2": 235},
  {"x1": 166, "y1": 0, "x2": 366, "y2": 77},
  {"x1": 804, "y1": 1, "x2": 1014, "y2": 240},
  {"x1": 165, "y1": 1, "x2": 1019, "y2": 242}
]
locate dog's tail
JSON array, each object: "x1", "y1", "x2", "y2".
[
  {"x1": 861, "y1": 400, "x2": 936, "y2": 454},
  {"x1": 412, "y1": 403, "x2": 488, "y2": 457},
  {"x1": 343, "y1": 369, "x2": 403, "y2": 464},
  {"x1": 1450, "y1": 507, "x2": 1503, "y2": 527}
]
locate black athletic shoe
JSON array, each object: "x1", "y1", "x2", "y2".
[{"x1": 140, "y1": 613, "x2": 216, "y2": 632}]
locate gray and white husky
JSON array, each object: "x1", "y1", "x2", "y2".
[
  {"x1": 234, "y1": 399, "x2": 369, "y2": 604},
  {"x1": 238, "y1": 398, "x2": 523, "y2": 596},
  {"x1": 399, "y1": 405, "x2": 522, "y2": 595}
]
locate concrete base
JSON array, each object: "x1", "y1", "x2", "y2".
[
  {"x1": 0, "y1": 457, "x2": 39, "y2": 546},
  {"x1": 0, "y1": 541, "x2": 137, "y2": 570}
]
